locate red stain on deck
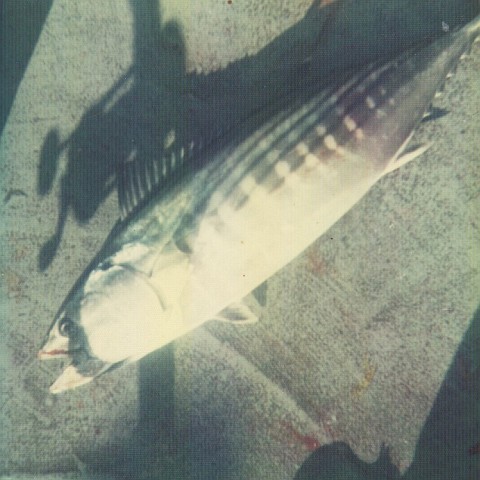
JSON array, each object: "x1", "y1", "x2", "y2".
[
  {"x1": 305, "y1": 250, "x2": 328, "y2": 277},
  {"x1": 281, "y1": 421, "x2": 320, "y2": 451}
]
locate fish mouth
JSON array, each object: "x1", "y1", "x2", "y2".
[
  {"x1": 37, "y1": 348, "x2": 94, "y2": 393},
  {"x1": 37, "y1": 329, "x2": 72, "y2": 360},
  {"x1": 37, "y1": 348, "x2": 71, "y2": 360},
  {"x1": 39, "y1": 346, "x2": 115, "y2": 394},
  {"x1": 47, "y1": 359, "x2": 118, "y2": 394},
  {"x1": 38, "y1": 326, "x2": 115, "y2": 393}
]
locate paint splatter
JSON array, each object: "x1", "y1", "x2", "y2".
[
  {"x1": 306, "y1": 250, "x2": 328, "y2": 277},
  {"x1": 351, "y1": 356, "x2": 377, "y2": 399},
  {"x1": 281, "y1": 421, "x2": 321, "y2": 451}
]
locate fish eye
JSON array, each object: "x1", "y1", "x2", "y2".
[{"x1": 58, "y1": 316, "x2": 74, "y2": 337}]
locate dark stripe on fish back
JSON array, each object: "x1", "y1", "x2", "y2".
[{"x1": 211, "y1": 20, "x2": 479, "y2": 213}]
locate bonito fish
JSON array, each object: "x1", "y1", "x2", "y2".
[{"x1": 39, "y1": 16, "x2": 480, "y2": 393}]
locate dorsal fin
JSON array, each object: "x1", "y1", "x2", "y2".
[
  {"x1": 117, "y1": 14, "x2": 480, "y2": 222},
  {"x1": 117, "y1": 134, "x2": 205, "y2": 221}
]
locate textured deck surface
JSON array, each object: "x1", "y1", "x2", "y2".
[{"x1": 1, "y1": 1, "x2": 479, "y2": 478}]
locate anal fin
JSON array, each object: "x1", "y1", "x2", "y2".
[{"x1": 383, "y1": 142, "x2": 432, "y2": 176}]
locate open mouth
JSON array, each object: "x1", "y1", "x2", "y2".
[
  {"x1": 38, "y1": 352, "x2": 97, "y2": 393},
  {"x1": 37, "y1": 349, "x2": 90, "y2": 393},
  {"x1": 38, "y1": 346, "x2": 114, "y2": 394}
]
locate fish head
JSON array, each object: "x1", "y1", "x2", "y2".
[{"x1": 39, "y1": 263, "x2": 170, "y2": 393}]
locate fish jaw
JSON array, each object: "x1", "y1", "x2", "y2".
[
  {"x1": 39, "y1": 345, "x2": 113, "y2": 394},
  {"x1": 48, "y1": 365, "x2": 96, "y2": 394}
]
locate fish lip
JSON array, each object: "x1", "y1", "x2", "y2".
[
  {"x1": 37, "y1": 347, "x2": 81, "y2": 360},
  {"x1": 38, "y1": 349, "x2": 70, "y2": 360},
  {"x1": 48, "y1": 359, "x2": 116, "y2": 394}
]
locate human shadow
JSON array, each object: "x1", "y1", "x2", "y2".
[
  {"x1": 402, "y1": 305, "x2": 480, "y2": 480},
  {"x1": 35, "y1": 0, "x2": 478, "y2": 478},
  {"x1": 77, "y1": 345, "x2": 178, "y2": 479},
  {"x1": 36, "y1": 0, "x2": 477, "y2": 271},
  {"x1": 37, "y1": 0, "x2": 329, "y2": 475},
  {"x1": 36, "y1": 0, "x2": 346, "y2": 272},
  {"x1": 294, "y1": 305, "x2": 480, "y2": 480},
  {"x1": 37, "y1": 0, "x2": 193, "y2": 270},
  {"x1": 294, "y1": 443, "x2": 401, "y2": 479},
  {"x1": 38, "y1": 1, "x2": 341, "y2": 476}
]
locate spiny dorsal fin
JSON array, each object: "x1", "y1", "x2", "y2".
[{"x1": 117, "y1": 137, "x2": 200, "y2": 221}]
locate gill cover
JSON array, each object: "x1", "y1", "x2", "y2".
[{"x1": 39, "y1": 238, "x2": 198, "y2": 392}]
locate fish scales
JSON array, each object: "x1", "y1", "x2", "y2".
[{"x1": 39, "y1": 16, "x2": 480, "y2": 393}]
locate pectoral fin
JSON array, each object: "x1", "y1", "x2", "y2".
[{"x1": 214, "y1": 302, "x2": 259, "y2": 325}]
